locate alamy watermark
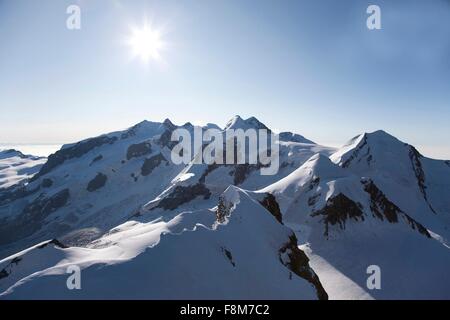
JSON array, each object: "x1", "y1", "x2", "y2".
[
  {"x1": 170, "y1": 128, "x2": 280, "y2": 176},
  {"x1": 366, "y1": 265, "x2": 381, "y2": 290},
  {"x1": 66, "y1": 265, "x2": 81, "y2": 290},
  {"x1": 367, "y1": 5, "x2": 382, "y2": 30},
  {"x1": 66, "y1": 5, "x2": 81, "y2": 30}
]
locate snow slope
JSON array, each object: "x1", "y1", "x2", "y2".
[
  {"x1": 263, "y1": 138, "x2": 450, "y2": 299},
  {"x1": 0, "y1": 187, "x2": 326, "y2": 299},
  {"x1": 331, "y1": 130, "x2": 450, "y2": 242},
  {"x1": 0, "y1": 116, "x2": 327, "y2": 262}
]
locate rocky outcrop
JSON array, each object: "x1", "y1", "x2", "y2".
[
  {"x1": 221, "y1": 247, "x2": 235, "y2": 267},
  {"x1": 90, "y1": 155, "x2": 103, "y2": 165},
  {"x1": 0, "y1": 189, "x2": 70, "y2": 245},
  {"x1": 259, "y1": 193, "x2": 283, "y2": 224},
  {"x1": 141, "y1": 153, "x2": 168, "y2": 176},
  {"x1": 409, "y1": 146, "x2": 436, "y2": 213},
  {"x1": 279, "y1": 234, "x2": 328, "y2": 300},
  {"x1": 0, "y1": 185, "x2": 39, "y2": 206},
  {"x1": 342, "y1": 134, "x2": 369, "y2": 168},
  {"x1": 157, "y1": 119, "x2": 178, "y2": 149},
  {"x1": 230, "y1": 164, "x2": 256, "y2": 185},
  {"x1": 0, "y1": 239, "x2": 67, "y2": 280},
  {"x1": 126, "y1": 142, "x2": 152, "y2": 160},
  {"x1": 87, "y1": 173, "x2": 108, "y2": 192},
  {"x1": 41, "y1": 178, "x2": 53, "y2": 188},
  {"x1": 312, "y1": 193, "x2": 364, "y2": 237},
  {"x1": 32, "y1": 136, "x2": 117, "y2": 180},
  {"x1": 363, "y1": 179, "x2": 430, "y2": 237},
  {"x1": 155, "y1": 184, "x2": 211, "y2": 211}
]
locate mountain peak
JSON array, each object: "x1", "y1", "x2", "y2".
[
  {"x1": 362, "y1": 130, "x2": 400, "y2": 143},
  {"x1": 224, "y1": 115, "x2": 268, "y2": 130},
  {"x1": 331, "y1": 129, "x2": 415, "y2": 172},
  {"x1": 162, "y1": 118, "x2": 176, "y2": 128},
  {"x1": 279, "y1": 132, "x2": 316, "y2": 144},
  {"x1": 0, "y1": 149, "x2": 39, "y2": 160}
]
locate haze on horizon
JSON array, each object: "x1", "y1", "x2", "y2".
[{"x1": 0, "y1": 0, "x2": 449, "y2": 159}]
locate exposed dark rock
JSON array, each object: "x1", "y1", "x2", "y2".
[
  {"x1": 312, "y1": 193, "x2": 364, "y2": 237},
  {"x1": 403, "y1": 215, "x2": 431, "y2": 237},
  {"x1": 0, "y1": 185, "x2": 39, "y2": 206},
  {"x1": 308, "y1": 193, "x2": 321, "y2": 207},
  {"x1": 342, "y1": 134, "x2": 368, "y2": 168},
  {"x1": 216, "y1": 195, "x2": 233, "y2": 223},
  {"x1": 155, "y1": 184, "x2": 211, "y2": 211},
  {"x1": 0, "y1": 269, "x2": 8, "y2": 280},
  {"x1": 363, "y1": 179, "x2": 430, "y2": 237},
  {"x1": 259, "y1": 193, "x2": 283, "y2": 224},
  {"x1": 87, "y1": 173, "x2": 108, "y2": 192},
  {"x1": 126, "y1": 142, "x2": 152, "y2": 160},
  {"x1": 307, "y1": 177, "x2": 320, "y2": 191},
  {"x1": 41, "y1": 178, "x2": 53, "y2": 188},
  {"x1": 37, "y1": 239, "x2": 68, "y2": 249},
  {"x1": 279, "y1": 234, "x2": 328, "y2": 300},
  {"x1": 363, "y1": 180, "x2": 399, "y2": 222},
  {"x1": 23, "y1": 189, "x2": 70, "y2": 218},
  {"x1": 0, "y1": 239, "x2": 66, "y2": 280},
  {"x1": 221, "y1": 247, "x2": 235, "y2": 267},
  {"x1": 32, "y1": 136, "x2": 117, "y2": 180},
  {"x1": 231, "y1": 164, "x2": 261, "y2": 185},
  {"x1": 157, "y1": 119, "x2": 178, "y2": 149},
  {"x1": 199, "y1": 164, "x2": 220, "y2": 183},
  {"x1": 158, "y1": 129, "x2": 178, "y2": 150},
  {"x1": 141, "y1": 153, "x2": 168, "y2": 176},
  {"x1": 90, "y1": 154, "x2": 103, "y2": 165},
  {"x1": 0, "y1": 189, "x2": 70, "y2": 246},
  {"x1": 279, "y1": 161, "x2": 290, "y2": 169},
  {"x1": 409, "y1": 146, "x2": 436, "y2": 213}
]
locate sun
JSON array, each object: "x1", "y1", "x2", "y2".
[{"x1": 127, "y1": 23, "x2": 165, "y2": 64}]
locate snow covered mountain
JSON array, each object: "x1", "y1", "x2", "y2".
[
  {"x1": 262, "y1": 132, "x2": 450, "y2": 299},
  {"x1": 0, "y1": 117, "x2": 449, "y2": 299},
  {"x1": 330, "y1": 130, "x2": 450, "y2": 241},
  {"x1": 0, "y1": 149, "x2": 46, "y2": 190},
  {"x1": 0, "y1": 186, "x2": 327, "y2": 299}
]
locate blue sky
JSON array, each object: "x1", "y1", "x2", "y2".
[{"x1": 0, "y1": 0, "x2": 449, "y2": 158}]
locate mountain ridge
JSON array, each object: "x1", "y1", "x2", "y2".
[{"x1": 0, "y1": 117, "x2": 449, "y2": 299}]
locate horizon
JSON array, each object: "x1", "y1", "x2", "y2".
[
  {"x1": 1, "y1": 0, "x2": 449, "y2": 159},
  {"x1": 1, "y1": 114, "x2": 448, "y2": 160}
]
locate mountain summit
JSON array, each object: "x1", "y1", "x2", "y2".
[
  {"x1": 0, "y1": 119, "x2": 449, "y2": 300},
  {"x1": 224, "y1": 115, "x2": 269, "y2": 131}
]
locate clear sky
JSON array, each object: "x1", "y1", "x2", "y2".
[{"x1": 0, "y1": 0, "x2": 449, "y2": 159}]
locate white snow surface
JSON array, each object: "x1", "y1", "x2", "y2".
[{"x1": 0, "y1": 187, "x2": 318, "y2": 299}]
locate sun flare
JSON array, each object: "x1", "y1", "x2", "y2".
[{"x1": 127, "y1": 23, "x2": 165, "y2": 64}]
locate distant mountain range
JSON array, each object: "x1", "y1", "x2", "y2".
[{"x1": 0, "y1": 116, "x2": 449, "y2": 299}]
